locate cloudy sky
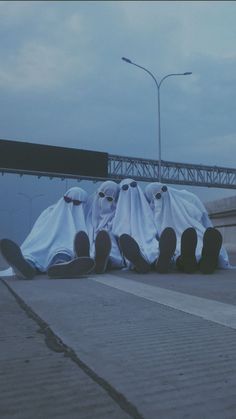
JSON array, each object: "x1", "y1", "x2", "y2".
[{"x1": 0, "y1": 1, "x2": 236, "y2": 241}]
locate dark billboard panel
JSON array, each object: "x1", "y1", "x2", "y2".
[{"x1": 0, "y1": 139, "x2": 108, "y2": 178}]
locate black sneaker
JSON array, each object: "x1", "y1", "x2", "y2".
[
  {"x1": 74, "y1": 231, "x2": 90, "y2": 257},
  {"x1": 199, "y1": 228, "x2": 222, "y2": 274},
  {"x1": 95, "y1": 230, "x2": 111, "y2": 274},
  {"x1": 119, "y1": 234, "x2": 150, "y2": 273},
  {"x1": 155, "y1": 227, "x2": 177, "y2": 273},
  {"x1": 0, "y1": 239, "x2": 36, "y2": 279},
  {"x1": 47, "y1": 257, "x2": 95, "y2": 278},
  {"x1": 178, "y1": 228, "x2": 198, "y2": 273}
]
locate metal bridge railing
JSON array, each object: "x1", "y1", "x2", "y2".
[
  {"x1": 108, "y1": 155, "x2": 236, "y2": 189},
  {"x1": 1, "y1": 154, "x2": 236, "y2": 189}
]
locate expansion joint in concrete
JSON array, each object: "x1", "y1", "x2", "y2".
[{"x1": 1, "y1": 279, "x2": 144, "y2": 419}]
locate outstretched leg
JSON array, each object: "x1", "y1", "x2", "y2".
[
  {"x1": 119, "y1": 234, "x2": 150, "y2": 273},
  {"x1": 47, "y1": 257, "x2": 95, "y2": 278},
  {"x1": 74, "y1": 231, "x2": 90, "y2": 257},
  {"x1": 0, "y1": 239, "x2": 36, "y2": 279},
  {"x1": 95, "y1": 230, "x2": 112, "y2": 274},
  {"x1": 199, "y1": 228, "x2": 222, "y2": 274},
  {"x1": 176, "y1": 228, "x2": 198, "y2": 274},
  {"x1": 155, "y1": 227, "x2": 176, "y2": 273}
]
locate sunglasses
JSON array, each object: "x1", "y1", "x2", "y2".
[
  {"x1": 121, "y1": 181, "x2": 137, "y2": 191},
  {"x1": 154, "y1": 185, "x2": 168, "y2": 199},
  {"x1": 64, "y1": 196, "x2": 84, "y2": 205},
  {"x1": 98, "y1": 191, "x2": 114, "y2": 202}
]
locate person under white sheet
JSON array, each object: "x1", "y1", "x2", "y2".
[
  {"x1": 112, "y1": 178, "x2": 160, "y2": 270},
  {"x1": 85, "y1": 180, "x2": 124, "y2": 270},
  {"x1": 0, "y1": 187, "x2": 94, "y2": 279},
  {"x1": 144, "y1": 182, "x2": 230, "y2": 269}
]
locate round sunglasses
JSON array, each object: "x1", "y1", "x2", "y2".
[
  {"x1": 121, "y1": 181, "x2": 137, "y2": 191},
  {"x1": 154, "y1": 185, "x2": 168, "y2": 199},
  {"x1": 98, "y1": 191, "x2": 114, "y2": 202},
  {"x1": 64, "y1": 196, "x2": 84, "y2": 205}
]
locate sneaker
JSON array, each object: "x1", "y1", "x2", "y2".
[
  {"x1": 0, "y1": 239, "x2": 36, "y2": 280},
  {"x1": 178, "y1": 228, "x2": 198, "y2": 273},
  {"x1": 155, "y1": 227, "x2": 177, "y2": 273},
  {"x1": 74, "y1": 231, "x2": 90, "y2": 257},
  {"x1": 119, "y1": 234, "x2": 150, "y2": 273},
  {"x1": 199, "y1": 228, "x2": 222, "y2": 274},
  {"x1": 47, "y1": 257, "x2": 95, "y2": 278},
  {"x1": 95, "y1": 230, "x2": 111, "y2": 274}
]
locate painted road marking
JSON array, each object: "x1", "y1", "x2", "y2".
[{"x1": 93, "y1": 274, "x2": 236, "y2": 330}]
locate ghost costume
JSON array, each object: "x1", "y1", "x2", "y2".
[
  {"x1": 1, "y1": 187, "x2": 88, "y2": 277},
  {"x1": 112, "y1": 178, "x2": 159, "y2": 266},
  {"x1": 144, "y1": 183, "x2": 230, "y2": 269},
  {"x1": 22, "y1": 186, "x2": 89, "y2": 271},
  {"x1": 85, "y1": 181, "x2": 124, "y2": 268}
]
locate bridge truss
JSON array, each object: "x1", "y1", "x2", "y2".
[
  {"x1": 1, "y1": 154, "x2": 236, "y2": 189},
  {"x1": 108, "y1": 155, "x2": 236, "y2": 189}
]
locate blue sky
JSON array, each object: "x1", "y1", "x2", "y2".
[
  {"x1": 0, "y1": 1, "x2": 236, "y2": 241},
  {"x1": 0, "y1": 0, "x2": 236, "y2": 164}
]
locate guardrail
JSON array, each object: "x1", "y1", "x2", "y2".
[
  {"x1": 1, "y1": 154, "x2": 236, "y2": 189},
  {"x1": 108, "y1": 155, "x2": 236, "y2": 189}
]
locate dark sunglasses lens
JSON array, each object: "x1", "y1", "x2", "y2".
[
  {"x1": 161, "y1": 185, "x2": 167, "y2": 192},
  {"x1": 73, "y1": 200, "x2": 81, "y2": 206},
  {"x1": 107, "y1": 196, "x2": 113, "y2": 202},
  {"x1": 130, "y1": 181, "x2": 137, "y2": 188},
  {"x1": 64, "y1": 196, "x2": 72, "y2": 203},
  {"x1": 155, "y1": 193, "x2": 162, "y2": 199},
  {"x1": 122, "y1": 184, "x2": 129, "y2": 191},
  {"x1": 98, "y1": 191, "x2": 105, "y2": 198}
]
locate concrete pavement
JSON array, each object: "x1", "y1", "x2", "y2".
[{"x1": 1, "y1": 268, "x2": 236, "y2": 418}]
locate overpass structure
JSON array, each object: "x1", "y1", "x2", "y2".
[
  {"x1": 0, "y1": 139, "x2": 236, "y2": 189},
  {"x1": 1, "y1": 153, "x2": 236, "y2": 189},
  {"x1": 109, "y1": 155, "x2": 236, "y2": 189}
]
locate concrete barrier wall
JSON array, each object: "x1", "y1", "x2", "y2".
[{"x1": 205, "y1": 195, "x2": 236, "y2": 262}]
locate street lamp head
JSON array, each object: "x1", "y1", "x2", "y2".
[
  {"x1": 122, "y1": 57, "x2": 132, "y2": 64},
  {"x1": 183, "y1": 72, "x2": 192, "y2": 75}
]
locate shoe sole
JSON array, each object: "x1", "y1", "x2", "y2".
[
  {"x1": 95, "y1": 230, "x2": 111, "y2": 274},
  {"x1": 199, "y1": 228, "x2": 222, "y2": 274},
  {"x1": 180, "y1": 228, "x2": 198, "y2": 273},
  {"x1": 155, "y1": 227, "x2": 176, "y2": 273},
  {"x1": 47, "y1": 257, "x2": 95, "y2": 278},
  {"x1": 74, "y1": 231, "x2": 90, "y2": 257},
  {"x1": 119, "y1": 234, "x2": 150, "y2": 273},
  {"x1": 0, "y1": 239, "x2": 36, "y2": 279}
]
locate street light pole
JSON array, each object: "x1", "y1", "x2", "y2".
[
  {"x1": 122, "y1": 57, "x2": 192, "y2": 182},
  {"x1": 17, "y1": 193, "x2": 44, "y2": 231}
]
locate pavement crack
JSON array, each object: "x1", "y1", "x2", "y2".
[{"x1": 2, "y1": 279, "x2": 144, "y2": 419}]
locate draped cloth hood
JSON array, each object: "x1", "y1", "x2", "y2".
[
  {"x1": 86, "y1": 181, "x2": 119, "y2": 238},
  {"x1": 112, "y1": 178, "x2": 159, "y2": 264},
  {"x1": 85, "y1": 181, "x2": 123, "y2": 266},
  {"x1": 145, "y1": 182, "x2": 229, "y2": 267},
  {"x1": 20, "y1": 186, "x2": 88, "y2": 271}
]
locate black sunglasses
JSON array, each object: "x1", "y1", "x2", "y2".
[
  {"x1": 121, "y1": 181, "x2": 137, "y2": 191},
  {"x1": 98, "y1": 191, "x2": 114, "y2": 202},
  {"x1": 64, "y1": 196, "x2": 84, "y2": 205},
  {"x1": 154, "y1": 185, "x2": 168, "y2": 199}
]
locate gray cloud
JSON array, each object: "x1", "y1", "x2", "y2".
[{"x1": 0, "y1": 1, "x2": 235, "y2": 243}]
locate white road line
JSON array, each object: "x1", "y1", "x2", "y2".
[{"x1": 92, "y1": 274, "x2": 236, "y2": 330}]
